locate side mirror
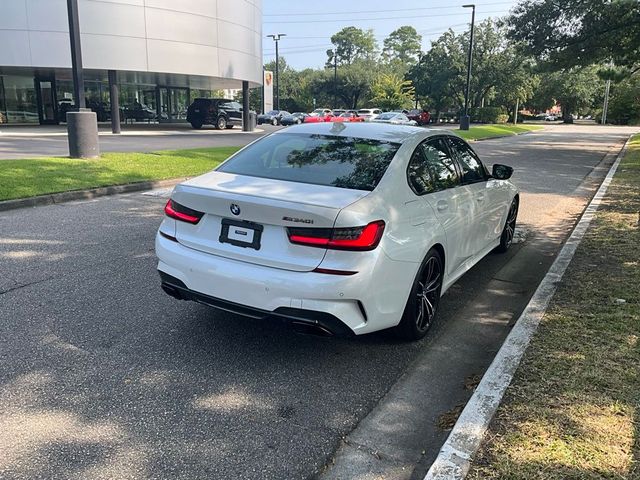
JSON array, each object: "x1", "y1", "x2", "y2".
[{"x1": 492, "y1": 164, "x2": 513, "y2": 180}]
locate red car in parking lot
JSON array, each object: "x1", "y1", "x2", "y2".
[
  {"x1": 407, "y1": 109, "x2": 431, "y2": 126},
  {"x1": 304, "y1": 113, "x2": 331, "y2": 123}
]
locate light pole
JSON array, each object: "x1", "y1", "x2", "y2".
[
  {"x1": 415, "y1": 53, "x2": 423, "y2": 109},
  {"x1": 333, "y1": 49, "x2": 338, "y2": 109},
  {"x1": 267, "y1": 33, "x2": 286, "y2": 110},
  {"x1": 66, "y1": 0, "x2": 99, "y2": 157},
  {"x1": 602, "y1": 78, "x2": 611, "y2": 125},
  {"x1": 460, "y1": 4, "x2": 475, "y2": 131}
]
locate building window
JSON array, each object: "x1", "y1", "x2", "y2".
[{"x1": 1, "y1": 75, "x2": 38, "y2": 124}]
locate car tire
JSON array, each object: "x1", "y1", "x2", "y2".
[
  {"x1": 495, "y1": 197, "x2": 519, "y2": 253},
  {"x1": 395, "y1": 248, "x2": 444, "y2": 341},
  {"x1": 190, "y1": 121, "x2": 203, "y2": 129},
  {"x1": 215, "y1": 116, "x2": 227, "y2": 130},
  {"x1": 296, "y1": 119, "x2": 302, "y2": 124}
]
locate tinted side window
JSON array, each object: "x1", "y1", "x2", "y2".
[
  {"x1": 219, "y1": 101, "x2": 234, "y2": 110},
  {"x1": 448, "y1": 137, "x2": 486, "y2": 184},
  {"x1": 421, "y1": 138, "x2": 460, "y2": 191},
  {"x1": 407, "y1": 147, "x2": 435, "y2": 195}
]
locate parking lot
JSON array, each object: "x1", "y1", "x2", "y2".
[{"x1": 0, "y1": 124, "x2": 635, "y2": 479}]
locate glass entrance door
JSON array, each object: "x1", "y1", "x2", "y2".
[
  {"x1": 35, "y1": 76, "x2": 58, "y2": 124},
  {"x1": 157, "y1": 87, "x2": 189, "y2": 122}
]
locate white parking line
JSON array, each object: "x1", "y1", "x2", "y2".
[{"x1": 423, "y1": 135, "x2": 633, "y2": 480}]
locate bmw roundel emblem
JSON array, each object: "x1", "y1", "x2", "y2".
[{"x1": 230, "y1": 204, "x2": 241, "y2": 216}]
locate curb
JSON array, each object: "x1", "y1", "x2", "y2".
[
  {"x1": 469, "y1": 129, "x2": 541, "y2": 142},
  {"x1": 423, "y1": 135, "x2": 633, "y2": 479},
  {"x1": 0, "y1": 177, "x2": 187, "y2": 212}
]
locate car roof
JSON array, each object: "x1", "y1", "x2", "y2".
[{"x1": 272, "y1": 122, "x2": 446, "y2": 143}]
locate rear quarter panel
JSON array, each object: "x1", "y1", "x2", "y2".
[{"x1": 340, "y1": 137, "x2": 447, "y2": 266}]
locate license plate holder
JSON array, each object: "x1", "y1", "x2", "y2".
[{"x1": 219, "y1": 219, "x2": 263, "y2": 250}]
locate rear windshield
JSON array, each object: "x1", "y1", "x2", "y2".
[{"x1": 217, "y1": 133, "x2": 400, "y2": 191}]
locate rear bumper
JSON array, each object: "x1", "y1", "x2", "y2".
[
  {"x1": 160, "y1": 271, "x2": 354, "y2": 337},
  {"x1": 156, "y1": 232, "x2": 415, "y2": 335}
]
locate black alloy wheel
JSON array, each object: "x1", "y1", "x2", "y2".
[
  {"x1": 396, "y1": 248, "x2": 443, "y2": 340},
  {"x1": 496, "y1": 197, "x2": 519, "y2": 253}
]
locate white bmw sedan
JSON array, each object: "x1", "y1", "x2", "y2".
[{"x1": 156, "y1": 122, "x2": 518, "y2": 340}]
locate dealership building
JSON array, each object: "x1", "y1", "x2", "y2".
[{"x1": 0, "y1": 0, "x2": 263, "y2": 125}]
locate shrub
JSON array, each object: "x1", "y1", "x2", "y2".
[{"x1": 471, "y1": 107, "x2": 507, "y2": 123}]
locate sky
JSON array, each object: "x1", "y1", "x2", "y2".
[{"x1": 262, "y1": 0, "x2": 521, "y2": 70}]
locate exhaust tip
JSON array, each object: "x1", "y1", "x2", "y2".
[
  {"x1": 291, "y1": 321, "x2": 334, "y2": 337},
  {"x1": 161, "y1": 283, "x2": 183, "y2": 300}
]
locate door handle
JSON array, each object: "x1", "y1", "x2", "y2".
[
  {"x1": 476, "y1": 193, "x2": 485, "y2": 202},
  {"x1": 436, "y1": 201, "x2": 449, "y2": 212}
]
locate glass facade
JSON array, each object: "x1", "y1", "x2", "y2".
[
  {"x1": 158, "y1": 87, "x2": 189, "y2": 122},
  {"x1": 0, "y1": 75, "x2": 38, "y2": 123},
  {"x1": 120, "y1": 83, "x2": 157, "y2": 123},
  {"x1": 0, "y1": 72, "x2": 227, "y2": 125}
]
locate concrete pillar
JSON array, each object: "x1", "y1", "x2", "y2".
[
  {"x1": 108, "y1": 70, "x2": 121, "y2": 134},
  {"x1": 67, "y1": 110, "x2": 100, "y2": 158},
  {"x1": 66, "y1": 0, "x2": 99, "y2": 157},
  {"x1": 242, "y1": 80, "x2": 253, "y2": 132}
]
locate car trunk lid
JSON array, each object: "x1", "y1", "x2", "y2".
[{"x1": 171, "y1": 172, "x2": 370, "y2": 272}]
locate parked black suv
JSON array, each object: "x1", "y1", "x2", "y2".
[{"x1": 186, "y1": 98, "x2": 243, "y2": 129}]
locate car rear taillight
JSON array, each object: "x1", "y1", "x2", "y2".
[
  {"x1": 287, "y1": 221, "x2": 385, "y2": 251},
  {"x1": 164, "y1": 199, "x2": 204, "y2": 224}
]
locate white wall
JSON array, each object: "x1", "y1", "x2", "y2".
[{"x1": 0, "y1": 0, "x2": 263, "y2": 85}]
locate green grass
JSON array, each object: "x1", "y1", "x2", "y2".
[
  {"x1": 458, "y1": 124, "x2": 544, "y2": 141},
  {"x1": 0, "y1": 147, "x2": 240, "y2": 201},
  {"x1": 469, "y1": 134, "x2": 640, "y2": 479}
]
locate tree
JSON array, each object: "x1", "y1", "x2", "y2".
[
  {"x1": 602, "y1": 73, "x2": 640, "y2": 125},
  {"x1": 313, "y1": 60, "x2": 376, "y2": 109},
  {"x1": 533, "y1": 67, "x2": 603, "y2": 121},
  {"x1": 508, "y1": 0, "x2": 640, "y2": 70},
  {"x1": 410, "y1": 20, "x2": 539, "y2": 119},
  {"x1": 233, "y1": 88, "x2": 262, "y2": 113},
  {"x1": 382, "y1": 26, "x2": 422, "y2": 65},
  {"x1": 370, "y1": 73, "x2": 415, "y2": 111},
  {"x1": 326, "y1": 27, "x2": 377, "y2": 67},
  {"x1": 263, "y1": 57, "x2": 314, "y2": 112},
  {"x1": 410, "y1": 29, "x2": 465, "y2": 118}
]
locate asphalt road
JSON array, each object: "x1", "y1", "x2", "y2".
[
  {"x1": 0, "y1": 124, "x2": 636, "y2": 479},
  {"x1": 0, "y1": 124, "x2": 278, "y2": 159}
]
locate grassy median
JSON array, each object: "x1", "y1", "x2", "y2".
[
  {"x1": 0, "y1": 147, "x2": 239, "y2": 201},
  {"x1": 457, "y1": 124, "x2": 543, "y2": 141},
  {"x1": 469, "y1": 134, "x2": 640, "y2": 479}
]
